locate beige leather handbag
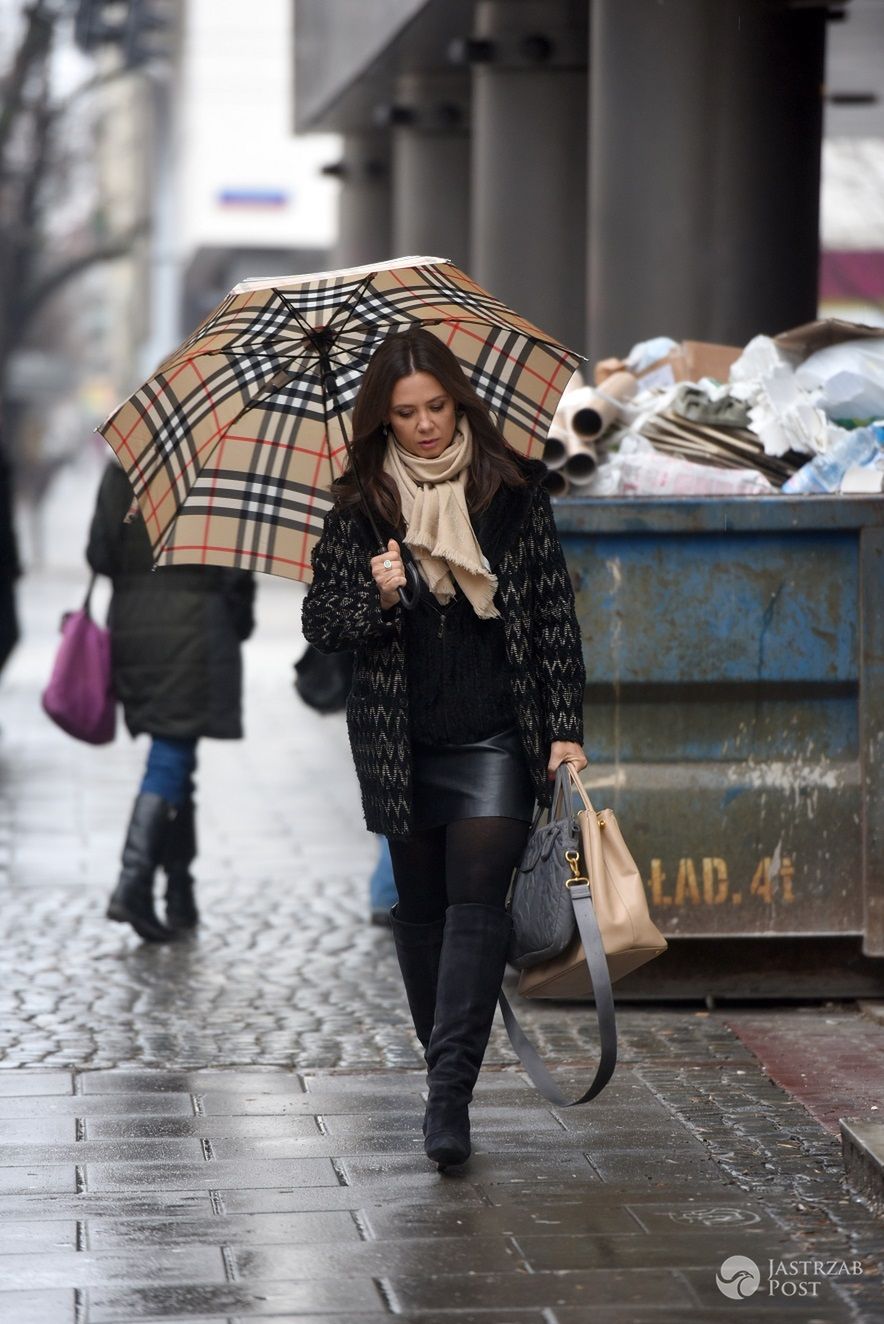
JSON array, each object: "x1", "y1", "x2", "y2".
[{"x1": 517, "y1": 766, "x2": 668, "y2": 999}]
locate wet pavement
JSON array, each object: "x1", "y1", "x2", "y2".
[{"x1": 0, "y1": 459, "x2": 882, "y2": 1321}]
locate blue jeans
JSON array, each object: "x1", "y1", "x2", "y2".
[
  {"x1": 139, "y1": 737, "x2": 198, "y2": 809},
  {"x1": 369, "y1": 835, "x2": 398, "y2": 911}
]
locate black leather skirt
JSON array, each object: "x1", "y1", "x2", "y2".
[{"x1": 411, "y1": 725, "x2": 536, "y2": 831}]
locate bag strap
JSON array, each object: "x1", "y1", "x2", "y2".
[
  {"x1": 82, "y1": 572, "x2": 98, "y2": 617},
  {"x1": 524, "y1": 763, "x2": 573, "y2": 839},
  {"x1": 500, "y1": 848, "x2": 618, "y2": 1107}
]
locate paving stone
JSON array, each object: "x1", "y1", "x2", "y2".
[
  {"x1": 85, "y1": 1277, "x2": 386, "y2": 1320},
  {"x1": 0, "y1": 1219, "x2": 78, "y2": 1250},
  {"x1": 0, "y1": 1191, "x2": 216, "y2": 1221},
  {"x1": 83, "y1": 1158, "x2": 340, "y2": 1191},
  {"x1": 387, "y1": 1268, "x2": 696, "y2": 1311},
  {"x1": 0, "y1": 1118, "x2": 77, "y2": 1142},
  {"x1": 0, "y1": 1245, "x2": 226, "y2": 1289},
  {"x1": 92, "y1": 1318, "x2": 232, "y2": 1324},
  {"x1": 588, "y1": 1147, "x2": 725, "y2": 1183},
  {"x1": 0, "y1": 1139, "x2": 207, "y2": 1165},
  {"x1": 87, "y1": 1209, "x2": 362, "y2": 1249},
  {"x1": 195, "y1": 1088, "x2": 426, "y2": 1116},
  {"x1": 85, "y1": 1114, "x2": 322, "y2": 1141},
  {"x1": 516, "y1": 1229, "x2": 809, "y2": 1272},
  {"x1": 79, "y1": 1071, "x2": 307, "y2": 1095},
  {"x1": 0, "y1": 1167, "x2": 77, "y2": 1195},
  {"x1": 0, "y1": 1074, "x2": 73, "y2": 1097},
  {"x1": 0, "y1": 1288, "x2": 75, "y2": 1323},
  {"x1": 0, "y1": 1095, "x2": 199, "y2": 1119},
  {"x1": 360, "y1": 1200, "x2": 644, "y2": 1240}
]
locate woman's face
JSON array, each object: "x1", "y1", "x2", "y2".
[{"x1": 387, "y1": 371, "x2": 458, "y2": 460}]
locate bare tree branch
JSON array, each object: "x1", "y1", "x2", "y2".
[{"x1": 18, "y1": 220, "x2": 149, "y2": 328}]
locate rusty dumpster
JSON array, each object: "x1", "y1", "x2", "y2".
[{"x1": 554, "y1": 494, "x2": 884, "y2": 999}]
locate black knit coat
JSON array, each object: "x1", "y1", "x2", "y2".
[{"x1": 301, "y1": 460, "x2": 585, "y2": 839}]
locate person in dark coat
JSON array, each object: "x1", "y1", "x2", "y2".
[
  {"x1": 302, "y1": 328, "x2": 586, "y2": 1171},
  {"x1": 87, "y1": 460, "x2": 255, "y2": 942}
]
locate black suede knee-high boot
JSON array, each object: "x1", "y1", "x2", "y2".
[
  {"x1": 106, "y1": 792, "x2": 175, "y2": 942},
  {"x1": 390, "y1": 906, "x2": 444, "y2": 1053},
  {"x1": 423, "y1": 903, "x2": 512, "y2": 1171},
  {"x1": 163, "y1": 797, "x2": 199, "y2": 931}
]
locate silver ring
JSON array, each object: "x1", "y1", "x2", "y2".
[{"x1": 383, "y1": 558, "x2": 392, "y2": 570}]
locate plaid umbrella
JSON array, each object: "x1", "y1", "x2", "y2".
[{"x1": 98, "y1": 255, "x2": 583, "y2": 583}]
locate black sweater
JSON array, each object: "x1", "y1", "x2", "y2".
[{"x1": 403, "y1": 579, "x2": 515, "y2": 745}]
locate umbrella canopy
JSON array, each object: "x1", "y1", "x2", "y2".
[{"x1": 98, "y1": 255, "x2": 583, "y2": 582}]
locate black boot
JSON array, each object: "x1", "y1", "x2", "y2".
[
  {"x1": 163, "y1": 798, "x2": 199, "y2": 931},
  {"x1": 390, "y1": 906, "x2": 444, "y2": 1053},
  {"x1": 423, "y1": 904, "x2": 512, "y2": 1171},
  {"x1": 106, "y1": 792, "x2": 175, "y2": 942}
]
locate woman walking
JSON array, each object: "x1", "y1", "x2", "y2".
[
  {"x1": 302, "y1": 327, "x2": 586, "y2": 1170},
  {"x1": 87, "y1": 460, "x2": 255, "y2": 942}
]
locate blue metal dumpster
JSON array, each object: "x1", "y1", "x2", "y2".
[{"x1": 555, "y1": 494, "x2": 884, "y2": 998}]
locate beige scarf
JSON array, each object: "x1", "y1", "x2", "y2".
[{"x1": 383, "y1": 417, "x2": 500, "y2": 619}]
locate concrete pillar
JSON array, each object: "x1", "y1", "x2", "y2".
[
  {"x1": 588, "y1": 0, "x2": 827, "y2": 359},
  {"x1": 324, "y1": 134, "x2": 393, "y2": 269},
  {"x1": 465, "y1": 0, "x2": 589, "y2": 352},
  {"x1": 383, "y1": 75, "x2": 470, "y2": 270}
]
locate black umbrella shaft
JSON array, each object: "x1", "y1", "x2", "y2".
[{"x1": 319, "y1": 353, "x2": 384, "y2": 549}]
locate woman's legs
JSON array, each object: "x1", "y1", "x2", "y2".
[
  {"x1": 388, "y1": 827, "x2": 448, "y2": 1052},
  {"x1": 423, "y1": 816, "x2": 531, "y2": 1170},
  {"x1": 147, "y1": 742, "x2": 201, "y2": 931},
  {"x1": 108, "y1": 738, "x2": 198, "y2": 942},
  {"x1": 389, "y1": 815, "x2": 530, "y2": 917},
  {"x1": 445, "y1": 816, "x2": 531, "y2": 909},
  {"x1": 388, "y1": 827, "x2": 448, "y2": 923},
  {"x1": 139, "y1": 737, "x2": 198, "y2": 808}
]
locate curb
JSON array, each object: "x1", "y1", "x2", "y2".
[{"x1": 840, "y1": 1117, "x2": 884, "y2": 1216}]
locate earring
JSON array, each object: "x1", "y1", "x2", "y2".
[{"x1": 381, "y1": 422, "x2": 389, "y2": 439}]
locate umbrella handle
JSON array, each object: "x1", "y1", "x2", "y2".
[{"x1": 397, "y1": 547, "x2": 421, "y2": 611}]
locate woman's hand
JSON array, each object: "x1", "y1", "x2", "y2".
[
  {"x1": 370, "y1": 538, "x2": 406, "y2": 610},
  {"x1": 547, "y1": 740, "x2": 588, "y2": 780}
]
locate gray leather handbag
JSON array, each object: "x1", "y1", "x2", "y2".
[
  {"x1": 507, "y1": 763, "x2": 579, "y2": 968},
  {"x1": 502, "y1": 761, "x2": 616, "y2": 1105}
]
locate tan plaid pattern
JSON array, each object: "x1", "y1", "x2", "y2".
[{"x1": 98, "y1": 257, "x2": 583, "y2": 582}]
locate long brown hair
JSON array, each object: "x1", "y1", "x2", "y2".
[{"x1": 332, "y1": 327, "x2": 526, "y2": 528}]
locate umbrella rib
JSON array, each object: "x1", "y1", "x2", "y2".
[{"x1": 269, "y1": 297, "x2": 383, "y2": 545}]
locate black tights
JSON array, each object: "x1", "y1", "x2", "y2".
[{"x1": 389, "y1": 816, "x2": 531, "y2": 925}]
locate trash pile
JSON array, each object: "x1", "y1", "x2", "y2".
[{"x1": 545, "y1": 319, "x2": 884, "y2": 498}]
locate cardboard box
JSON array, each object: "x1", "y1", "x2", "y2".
[
  {"x1": 773, "y1": 317, "x2": 884, "y2": 362},
  {"x1": 597, "y1": 341, "x2": 743, "y2": 390},
  {"x1": 638, "y1": 341, "x2": 743, "y2": 389}
]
